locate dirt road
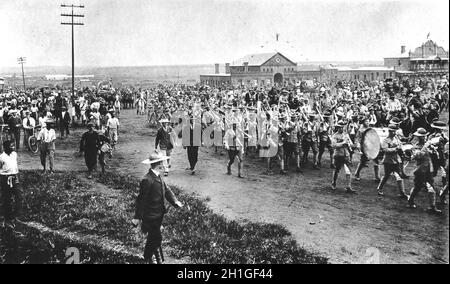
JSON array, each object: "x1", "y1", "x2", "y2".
[{"x1": 18, "y1": 109, "x2": 449, "y2": 264}]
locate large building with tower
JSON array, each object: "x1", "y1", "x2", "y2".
[
  {"x1": 384, "y1": 40, "x2": 449, "y2": 78},
  {"x1": 200, "y1": 39, "x2": 449, "y2": 87},
  {"x1": 200, "y1": 52, "x2": 395, "y2": 87}
]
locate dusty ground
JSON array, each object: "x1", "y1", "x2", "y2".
[{"x1": 18, "y1": 109, "x2": 449, "y2": 264}]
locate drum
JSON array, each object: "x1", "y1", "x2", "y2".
[
  {"x1": 374, "y1": 127, "x2": 389, "y2": 141},
  {"x1": 100, "y1": 143, "x2": 111, "y2": 153},
  {"x1": 426, "y1": 110, "x2": 439, "y2": 125},
  {"x1": 401, "y1": 144, "x2": 414, "y2": 161},
  {"x1": 361, "y1": 128, "x2": 381, "y2": 160}
]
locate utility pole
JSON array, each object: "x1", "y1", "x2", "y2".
[
  {"x1": 17, "y1": 57, "x2": 26, "y2": 90},
  {"x1": 61, "y1": 3, "x2": 84, "y2": 98}
]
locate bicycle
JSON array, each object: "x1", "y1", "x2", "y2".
[{"x1": 27, "y1": 126, "x2": 41, "y2": 154}]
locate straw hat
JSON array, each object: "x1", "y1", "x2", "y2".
[
  {"x1": 413, "y1": 128, "x2": 428, "y2": 137},
  {"x1": 431, "y1": 121, "x2": 447, "y2": 130},
  {"x1": 388, "y1": 124, "x2": 399, "y2": 131},
  {"x1": 335, "y1": 120, "x2": 346, "y2": 128},
  {"x1": 141, "y1": 150, "x2": 170, "y2": 165}
]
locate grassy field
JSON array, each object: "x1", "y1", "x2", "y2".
[{"x1": 0, "y1": 170, "x2": 328, "y2": 264}]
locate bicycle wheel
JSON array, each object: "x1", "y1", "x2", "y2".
[{"x1": 28, "y1": 136, "x2": 39, "y2": 154}]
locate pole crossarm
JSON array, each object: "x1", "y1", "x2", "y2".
[
  {"x1": 61, "y1": 13, "x2": 84, "y2": 17},
  {"x1": 60, "y1": 3, "x2": 85, "y2": 98},
  {"x1": 61, "y1": 4, "x2": 84, "y2": 8}
]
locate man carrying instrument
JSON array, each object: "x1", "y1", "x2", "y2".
[
  {"x1": 407, "y1": 128, "x2": 442, "y2": 214},
  {"x1": 277, "y1": 114, "x2": 288, "y2": 174},
  {"x1": 376, "y1": 124, "x2": 408, "y2": 199},
  {"x1": 428, "y1": 121, "x2": 449, "y2": 180},
  {"x1": 224, "y1": 118, "x2": 244, "y2": 178},
  {"x1": 354, "y1": 118, "x2": 381, "y2": 182},
  {"x1": 302, "y1": 112, "x2": 319, "y2": 169},
  {"x1": 318, "y1": 111, "x2": 334, "y2": 169},
  {"x1": 331, "y1": 121, "x2": 356, "y2": 193},
  {"x1": 284, "y1": 113, "x2": 302, "y2": 173}
]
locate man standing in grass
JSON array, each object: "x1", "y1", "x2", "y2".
[
  {"x1": 0, "y1": 140, "x2": 21, "y2": 229},
  {"x1": 37, "y1": 120, "x2": 56, "y2": 174},
  {"x1": 133, "y1": 150, "x2": 183, "y2": 264},
  {"x1": 79, "y1": 123, "x2": 100, "y2": 179}
]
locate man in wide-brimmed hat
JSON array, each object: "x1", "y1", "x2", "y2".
[
  {"x1": 354, "y1": 117, "x2": 381, "y2": 183},
  {"x1": 224, "y1": 117, "x2": 245, "y2": 177},
  {"x1": 301, "y1": 112, "x2": 319, "y2": 169},
  {"x1": 155, "y1": 118, "x2": 173, "y2": 176},
  {"x1": 60, "y1": 106, "x2": 71, "y2": 139},
  {"x1": 7, "y1": 109, "x2": 22, "y2": 150},
  {"x1": 331, "y1": 121, "x2": 356, "y2": 193},
  {"x1": 133, "y1": 150, "x2": 183, "y2": 264},
  {"x1": 37, "y1": 119, "x2": 56, "y2": 174},
  {"x1": 407, "y1": 128, "x2": 442, "y2": 214},
  {"x1": 318, "y1": 110, "x2": 334, "y2": 169},
  {"x1": 22, "y1": 110, "x2": 36, "y2": 150},
  {"x1": 376, "y1": 124, "x2": 408, "y2": 199},
  {"x1": 79, "y1": 123, "x2": 100, "y2": 179}
]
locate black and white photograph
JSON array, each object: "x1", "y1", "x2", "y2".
[{"x1": 0, "y1": 0, "x2": 448, "y2": 268}]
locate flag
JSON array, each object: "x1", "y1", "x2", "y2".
[
  {"x1": 276, "y1": 33, "x2": 279, "y2": 42},
  {"x1": 427, "y1": 32, "x2": 430, "y2": 39}
]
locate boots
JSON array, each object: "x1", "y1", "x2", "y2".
[
  {"x1": 399, "y1": 163, "x2": 409, "y2": 179},
  {"x1": 345, "y1": 174, "x2": 356, "y2": 194},
  {"x1": 238, "y1": 162, "x2": 244, "y2": 178},
  {"x1": 330, "y1": 153, "x2": 334, "y2": 169},
  {"x1": 154, "y1": 249, "x2": 163, "y2": 264},
  {"x1": 354, "y1": 163, "x2": 363, "y2": 181},
  {"x1": 331, "y1": 170, "x2": 338, "y2": 190},
  {"x1": 427, "y1": 192, "x2": 442, "y2": 215},
  {"x1": 440, "y1": 184, "x2": 448, "y2": 204},
  {"x1": 313, "y1": 154, "x2": 319, "y2": 170},
  {"x1": 374, "y1": 165, "x2": 381, "y2": 183},
  {"x1": 280, "y1": 159, "x2": 287, "y2": 174},
  {"x1": 377, "y1": 176, "x2": 387, "y2": 195},
  {"x1": 408, "y1": 187, "x2": 417, "y2": 208},
  {"x1": 397, "y1": 180, "x2": 408, "y2": 199},
  {"x1": 296, "y1": 155, "x2": 303, "y2": 173}
]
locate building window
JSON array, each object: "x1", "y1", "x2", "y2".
[
  {"x1": 398, "y1": 60, "x2": 401, "y2": 66},
  {"x1": 390, "y1": 72, "x2": 393, "y2": 77},
  {"x1": 383, "y1": 73, "x2": 386, "y2": 79}
]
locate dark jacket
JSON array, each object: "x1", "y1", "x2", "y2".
[
  {"x1": 62, "y1": 111, "x2": 71, "y2": 125},
  {"x1": 155, "y1": 126, "x2": 173, "y2": 150},
  {"x1": 134, "y1": 170, "x2": 178, "y2": 223}
]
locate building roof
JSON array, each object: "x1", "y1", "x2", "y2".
[
  {"x1": 384, "y1": 51, "x2": 410, "y2": 59},
  {"x1": 410, "y1": 56, "x2": 449, "y2": 61},
  {"x1": 200, "y1": 74, "x2": 231, "y2": 77},
  {"x1": 231, "y1": 52, "x2": 278, "y2": 66},
  {"x1": 336, "y1": 66, "x2": 394, "y2": 72}
]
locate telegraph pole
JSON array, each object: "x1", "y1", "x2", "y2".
[
  {"x1": 61, "y1": 3, "x2": 84, "y2": 98},
  {"x1": 17, "y1": 57, "x2": 26, "y2": 90}
]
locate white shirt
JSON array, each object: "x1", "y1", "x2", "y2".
[
  {"x1": 0, "y1": 152, "x2": 19, "y2": 175},
  {"x1": 37, "y1": 128, "x2": 56, "y2": 143},
  {"x1": 107, "y1": 117, "x2": 120, "y2": 129},
  {"x1": 23, "y1": 117, "x2": 36, "y2": 129},
  {"x1": 151, "y1": 169, "x2": 160, "y2": 177}
]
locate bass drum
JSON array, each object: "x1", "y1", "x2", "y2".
[
  {"x1": 361, "y1": 128, "x2": 381, "y2": 160},
  {"x1": 425, "y1": 110, "x2": 439, "y2": 125}
]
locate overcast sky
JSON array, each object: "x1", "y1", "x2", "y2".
[{"x1": 0, "y1": 0, "x2": 448, "y2": 67}]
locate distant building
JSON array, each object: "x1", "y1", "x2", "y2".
[
  {"x1": 201, "y1": 52, "x2": 395, "y2": 87},
  {"x1": 384, "y1": 40, "x2": 449, "y2": 78},
  {"x1": 44, "y1": 74, "x2": 95, "y2": 81}
]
